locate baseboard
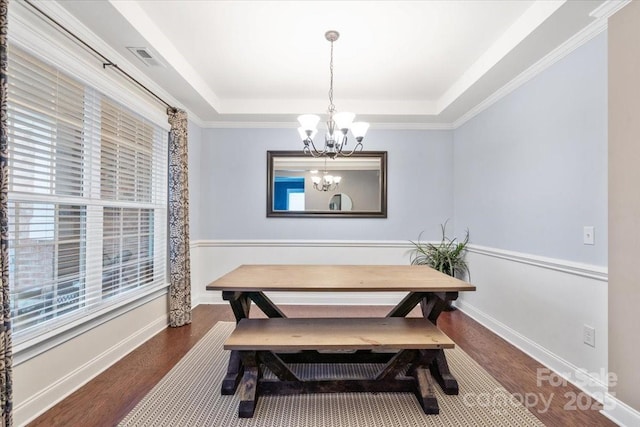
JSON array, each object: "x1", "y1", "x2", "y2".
[
  {"x1": 455, "y1": 300, "x2": 608, "y2": 400},
  {"x1": 14, "y1": 314, "x2": 168, "y2": 426},
  {"x1": 601, "y1": 393, "x2": 640, "y2": 427}
]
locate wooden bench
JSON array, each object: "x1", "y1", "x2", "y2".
[{"x1": 224, "y1": 317, "x2": 455, "y2": 418}]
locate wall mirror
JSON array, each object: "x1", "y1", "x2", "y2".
[{"x1": 267, "y1": 151, "x2": 387, "y2": 218}]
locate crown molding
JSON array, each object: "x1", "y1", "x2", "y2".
[
  {"x1": 199, "y1": 2, "x2": 615, "y2": 131},
  {"x1": 452, "y1": 13, "x2": 609, "y2": 129},
  {"x1": 589, "y1": 0, "x2": 631, "y2": 19},
  {"x1": 36, "y1": 0, "x2": 620, "y2": 132},
  {"x1": 198, "y1": 121, "x2": 454, "y2": 130},
  {"x1": 437, "y1": 0, "x2": 565, "y2": 115},
  {"x1": 196, "y1": 11, "x2": 608, "y2": 133}
]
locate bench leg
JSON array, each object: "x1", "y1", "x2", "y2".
[
  {"x1": 221, "y1": 350, "x2": 244, "y2": 395},
  {"x1": 238, "y1": 351, "x2": 260, "y2": 418},
  {"x1": 429, "y1": 349, "x2": 459, "y2": 395},
  {"x1": 259, "y1": 351, "x2": 300, "y2": 381},
  {"x1": 374, "y1": 349, "x2": 418, "y2": 381},
  {"x1": 412, "y1": 367, "x2": 439, "y2": 414}
]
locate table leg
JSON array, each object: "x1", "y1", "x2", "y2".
[
  {"x1": 247, "y1": 292, "x2": 287, "y2": 318},
  {"x1": 421, "y1": 292, "x2": 460, "y2": 395},
  {"x1": 221, "y1": 291, "x2": 252, "y2": 395},
  {"x1": 223, "y1": 291, "x2": 252, "y2": 321},
  {"x1": 386, "y1": 292, "x2": 425, "y2": 317},
  {"x1": 221, "y1": 291, "x2": 287, "y2": 395},
  {"x1": 421, "y1": 292, "x2": 457, "y2": 324}
]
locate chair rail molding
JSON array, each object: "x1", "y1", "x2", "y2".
[{"x1": 190, "y1": 239, "x2": 608, "y2": 281}]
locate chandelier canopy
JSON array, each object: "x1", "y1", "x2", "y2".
[{"x1": 297, "y1": 30, "x2": 369, "y2": 158}]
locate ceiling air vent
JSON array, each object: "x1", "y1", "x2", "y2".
[{"x1": 126, "y1": 47, "x2": 165, "y2": 67}]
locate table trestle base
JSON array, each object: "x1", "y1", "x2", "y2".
[{"x1": 237, "y1": 349, "x2": 440, "y2": 418}]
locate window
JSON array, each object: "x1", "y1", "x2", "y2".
[
  {"x1": 6, "y1": 44, "x2": 168, "y2": 343},
  {"x1": 274, "y1": 177, "x2": 305, "y2": 210}
]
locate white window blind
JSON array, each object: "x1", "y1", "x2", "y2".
[{"x1": 6, "y1": 44, "x2": 168, "y2": 343}]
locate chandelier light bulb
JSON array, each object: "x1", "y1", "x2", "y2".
[
  {"x1": 350, "y1": 122, "x2": 370, "y2": 141},
  {"x1": 297, "y1": 114, "x2": 320, "y2": 133},
  {"x1": 298, "y1": 127, "x2": 318, "y2": 141},
  {"x1": 334, "y1": 111, "x2": 355, "y2": 131}
]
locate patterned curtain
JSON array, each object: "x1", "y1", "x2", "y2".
[
  {"x1": 167, "y1": 109, "x2": 192, "y2": 327},
  {"x1": 0, "y1": 0, "x2": 13, "y2": 424}
]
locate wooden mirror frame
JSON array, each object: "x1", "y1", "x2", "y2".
[{"x1": 267, "y1": 151, "x2": 387, "y2": 218}]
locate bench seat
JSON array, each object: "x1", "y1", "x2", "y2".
[
  {"x1": 225, "y1": 317, "x2": 454, "y2": 352},
  {"x1": 223, "y1": 317, "x2": 455, "y2": 418}
]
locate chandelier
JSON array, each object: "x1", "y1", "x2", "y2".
[
  {"x1": 310, "y1": 158, "x2": 342, "y2": 191},
  {"x1": 297, "y1": 30, "x2": 369, "y2": 159}
]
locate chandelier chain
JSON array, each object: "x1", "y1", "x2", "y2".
[{"x1": 328, "y1": 39, "x2": 335, "y2": 113}]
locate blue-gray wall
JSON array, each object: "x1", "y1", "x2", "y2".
[
  {"x1": 188, "y1": 120, "x2": 204, "y2": 239},
  {"x1": 453, "y1": 33, "x2": 608, "y2": 265},
  {"x1": 194, "y1": 128, "x2": 454, "y2": 241},
  {"x1": 189, "y1": 33, "x2": 608, "y2": 266}
]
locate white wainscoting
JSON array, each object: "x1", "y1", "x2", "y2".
[
  {"x1": 457, "y1": 246, "x2": 608, "y2": 401},
  {"x1": 191, "y1": 239, "x2": 610, "y2": 406}
]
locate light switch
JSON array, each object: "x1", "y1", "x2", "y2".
[{"x1": 583, "y1": 226, "x2": 595, "y2": 245}]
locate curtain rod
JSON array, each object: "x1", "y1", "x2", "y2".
[{"x1": 23, "y1": 0, "x2": 178, "y2": 114}]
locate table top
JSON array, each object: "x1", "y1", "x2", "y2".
[{"x1": 207, "y1": 264, "x2": 476, "y2": 292}]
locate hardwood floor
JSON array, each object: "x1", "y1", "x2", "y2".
[{"x1": 28, "y1": 304, "x2": 615, "y2": 427}]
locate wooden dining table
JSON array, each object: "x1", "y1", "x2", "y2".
[{"x1": 206, "y1": 264, "x2": 476, "y2": 397}]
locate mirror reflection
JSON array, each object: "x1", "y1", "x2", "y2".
[
  {"x1": 267, "y1": 151, "x2": 387, "y2": 218},
  {"x1": 329, "y1": 193, "x2": 353, "y2": 211}
]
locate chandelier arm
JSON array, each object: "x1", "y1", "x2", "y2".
[
  {"x1": 312, "y1": 182, "x2": 339, "y2": 192},
  {"x1": 305, "y1": 138, "x2": 329, "y2": 157},
  {"x1": 336, "y1": 141, "x2": 364, "y2": 157},
  {"x1": 334, "y1": 134, "x2": 348, "y2": 152}
]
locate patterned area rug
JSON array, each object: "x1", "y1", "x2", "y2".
[{"x1": 119, "y1": 322, "x2": 544, "y2": 427}]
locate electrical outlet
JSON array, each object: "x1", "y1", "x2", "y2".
[
  {"x1": 583, "y1": 226, "x2": 595, "y2": 245},
  {"x1": 583, "y1": 325, "x2": 595, "y2": 347}
]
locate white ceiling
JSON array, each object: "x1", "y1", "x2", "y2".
[{"x1": 56, "y1": 0, "x2": 611, "y2": 126}]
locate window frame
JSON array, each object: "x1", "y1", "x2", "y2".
[{"x1": 6, "y1": 8, "x2": 171, "y2": 364}]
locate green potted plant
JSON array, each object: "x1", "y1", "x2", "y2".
[{"x1": 409, "y1": 221, "x2": 470, "y2": 310}]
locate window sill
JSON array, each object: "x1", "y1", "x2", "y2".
[{"x1": 13, "y1": 283, "x2": 170, "y2": 366}]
